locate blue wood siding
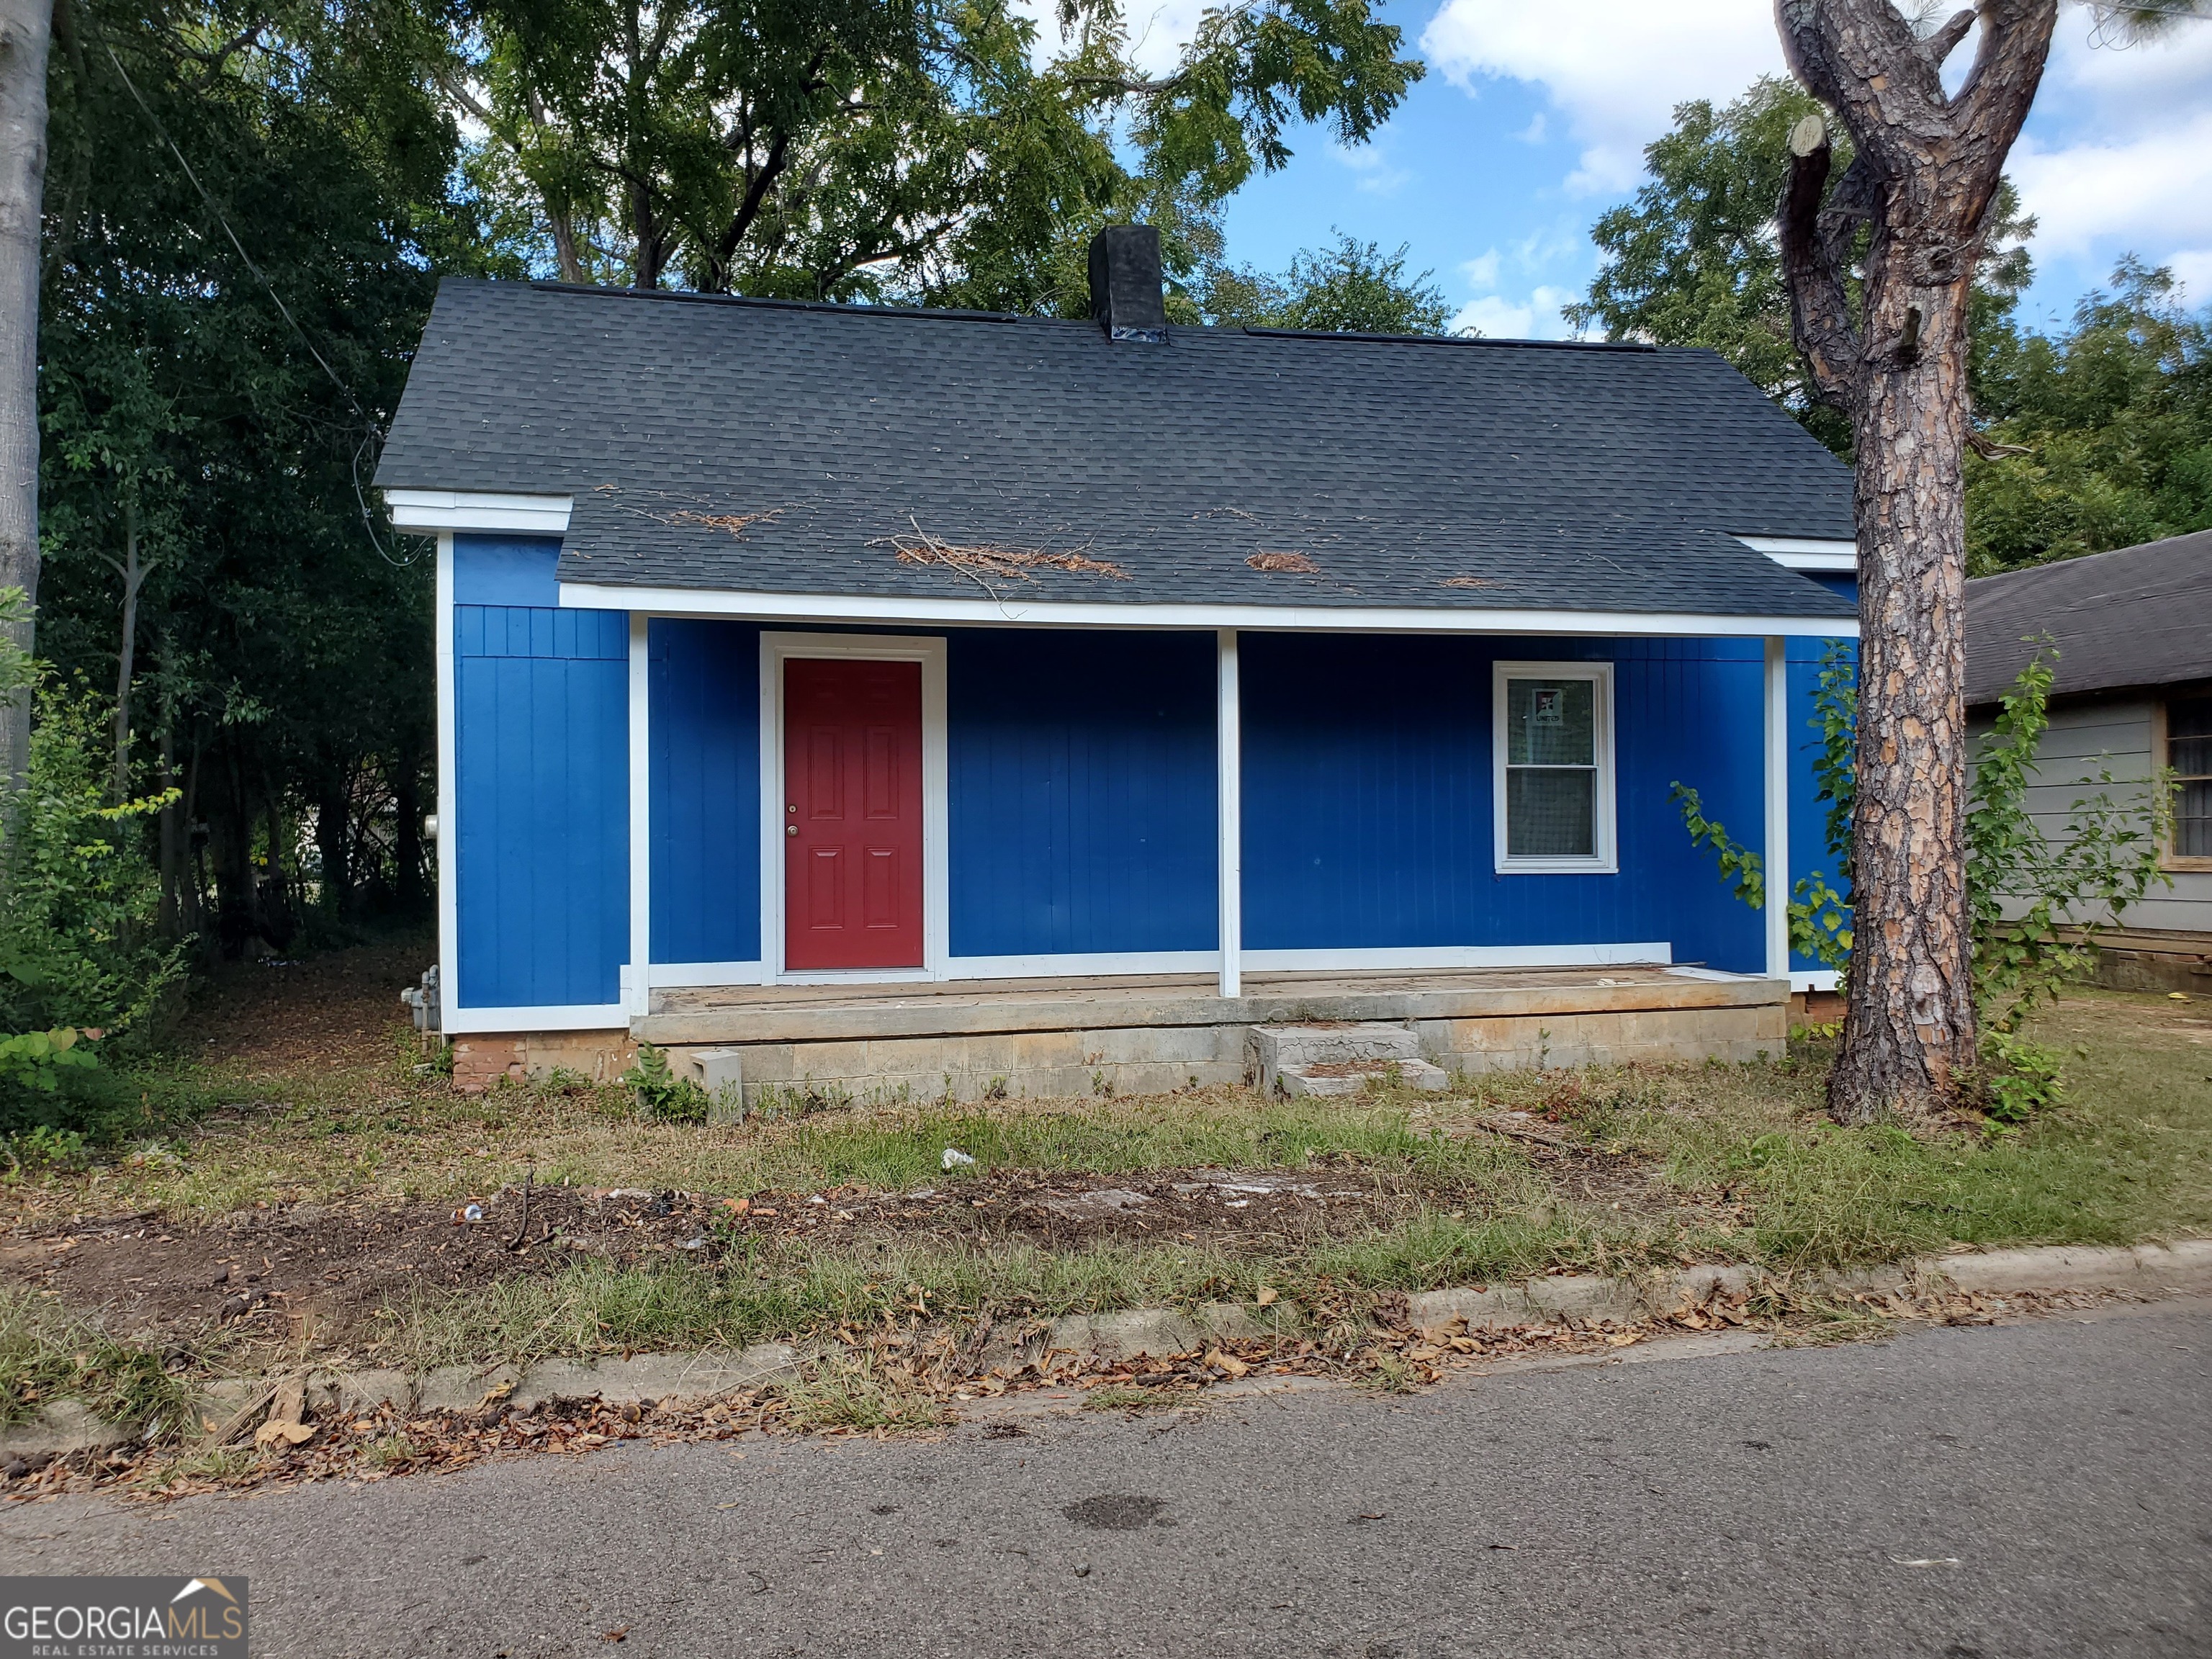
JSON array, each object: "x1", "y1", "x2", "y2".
[
  {"x1": 454, "y1": 533, "x2": 563, "y2": 606},
  {"x1": 452, "y1": 536, "x2": 629, "y2": 1009},
  {"x1": 649, "y1": 619, "x2": 760, "y2": 965},
  {"x1": 1786, "y1": 636, "x2": 1857, "y2": 973},
  {"x1": 1239, "y1": 634, "x2": 1771, "y2": 973},
  {"x1": 948, "y1": 629, "x2": 1217, "y2": 956}
]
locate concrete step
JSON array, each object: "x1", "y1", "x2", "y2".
[
  {"x1": 1277, "y1": 1055, "x2": 1450, "y2": 1097},
  {"x1": 1248, "y1": 1022, "x2": 1447, "y2": 1097}
]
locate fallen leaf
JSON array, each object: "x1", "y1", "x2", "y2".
[
  {"x1": 720, "y1": 1197, "x2": 751, "y2": 1215},
  {"x1": 601, "y1": 1626, "x2": 629, "y2": 1643},
  {"x1": 1205, "y1": 1349, "x2": 1251, "y2": 1378},
  {"x1": 1255, "y1": 1287, "x2": 1279, "y2": 1308},
  {"x1": 253, "y1": 1420, "x2": 316, "y2": 1448}
]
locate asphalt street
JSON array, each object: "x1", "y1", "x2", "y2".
[{"x1": 4, "y1": 1301, "x2": 2206, "y2": 1659}]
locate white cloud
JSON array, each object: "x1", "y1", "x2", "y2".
[
  {"x1": 1452, "y1": 284, "x2": 1578, "y2": 341},
  {"x1": 1419, "y1": 0, "x2": 1784, "y2": 194},
  {"x1": 1460, "y1": 248, "x2": 1501, "y2": 289},
  {"x1": 1329, "y1": 140, "x2": 1413, "y2": 195},
  {"x1": 2170, "y1": 251, "x2": 2212, "y2": 307},
  {"x1": 2004, "y1": 26, "x2": 2212, "y2": 273},
  {"x1": 1515, "y1": 112, "x2": 1547, "y2": 145},
  {"x1": 2008, "y1": 107, "x2": 2212, "y2": 263},
  {"x1": 1123, "y1": 0, "x2": 1210, "y2": 76}
]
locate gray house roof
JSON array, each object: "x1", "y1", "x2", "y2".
[
  {"x1": 377, "y1": 278, "x2": 1858, "y2": 621},
  {"x1": 1966, "y1": 530, "x2": 2212, "y2": 706}
]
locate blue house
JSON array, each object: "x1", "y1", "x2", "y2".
[{"x1": 378, "y1": 227, "x2": 1858, "y2": 1099}]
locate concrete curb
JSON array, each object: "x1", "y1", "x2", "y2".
[{"x1": 8, "y1": 1241, "x2": 2207, "y2": 1468}]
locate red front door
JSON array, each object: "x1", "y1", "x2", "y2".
[{"x1": 783, "y1": 657, "x2": 925, "y2": 970}]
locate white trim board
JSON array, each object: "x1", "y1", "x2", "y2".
[
  {"x1": 433, "y1": 533, "x2": 459, "y2": 1033},
  {"x1": 621, "y1": 944, "x2": 1676, "y2": 997},
  {"x1": 1738, "y1": 536, "x2": 1856, "y2": 574},
  {"x1": 626, "y1": 616, "x2": 652, "y2": 1017},
  {"x1": 444, "y1": 1002, "x2": 629, "y2": 1035},
  {"x1": 1792, "y1": 970, "x2": 1840, "y2": 993},
  {"x1": 562, "y1": 583, "x2": 1861, "y2": 640},
  {"x1": 1762, "y1": 637, "x2": 1790, "y2": 981},
  {"x1": 1217, "y1": 629, "x2": 1242, "y2": 999},
  {"x1": 387, "y1": 490, "x2": 574, "y2": 536},
  {"x1": 649, "y1": 960, "x2": 769, "y2": 989},
  {"x1": 1244, "y1": 943, "x2": 1671, "y2": 973},
  {"x1": 759, "y1": 631, "x2": 951, "y2": 983}
]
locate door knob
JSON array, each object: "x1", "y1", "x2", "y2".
[{"x1": 787, "y1": 824, "x2": 799, "y2": 836}]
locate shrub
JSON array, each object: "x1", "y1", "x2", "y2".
[{"x1": 0, "y1": 633, "x2": 184, "y2": 1138}]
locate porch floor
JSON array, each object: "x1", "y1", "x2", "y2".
[{"x1": 642, "y1": 964, "x2": 1762, "y2": 1042}]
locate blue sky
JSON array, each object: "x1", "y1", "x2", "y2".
[{"x1": 1149, "y1": 1, "x2": 2212, "y2": 341}]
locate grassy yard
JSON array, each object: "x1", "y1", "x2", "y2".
[{"x1": 3, "y1": 938, "x2": 2209, "y2": 1400}]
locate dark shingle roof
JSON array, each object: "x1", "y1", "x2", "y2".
[
  {"x1": 377, "y1": 279, "x2": 1857, "y2": 621},
  {"x1": 1966, "y1": 531, "x2": 2212, "y2": 706}
]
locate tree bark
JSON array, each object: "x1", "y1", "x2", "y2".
[
  {"x1": 0, "y1": 0, "x2": 50, "y2": 786},
  {"x1": 108, "y1": 487, "x2": 146, "y2": 802},
  {"x1": 1773, "y1": 0, "x2": 2056, "y2": 1122},
  {"x1": 315, "y1": 765, "x2": 351, "y2": 917}
]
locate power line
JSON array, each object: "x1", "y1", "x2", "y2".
[{"x1": 94, "y1": 28, "x2": 426, "y2": 569}]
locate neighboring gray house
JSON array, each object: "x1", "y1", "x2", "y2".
[{"x1": 1966, "y1": 530, "x2": 2212, "y2": 991}]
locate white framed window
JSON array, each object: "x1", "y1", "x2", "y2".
[{"x1": 1493, "y1": 661, "x2": 1617, "y2": 873}]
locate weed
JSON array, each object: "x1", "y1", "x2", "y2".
[
  {"x1": 773, "y1": 1352, "x2": 948, "y2": 1433},
  {"x1": 0, "y1": 1289, "x2": 199, "y2": 1434},
  {"x1": 623, "y1": 1045, "x2": 708, "y2": 1125}
]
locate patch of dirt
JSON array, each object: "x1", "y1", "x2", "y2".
[
  {"x1": 4, "y1": 1146, "x2": 1681, "y2": 1353},
  {"x1": 1, "y1": 1166, "x2": 1431, "y2": 1352},
  {"x1": 178, "y1": 936, "x2": 433, "y2": 1071}
]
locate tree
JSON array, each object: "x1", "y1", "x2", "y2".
[
  {"x1": 0, "y1": 0, "x2": 50, "y2": 784},
  {"x1": 1201, "y1": 230, "x2": 1456, "y2": 333},
  {"x1": 1968, "y1": 256, "x2": 2212, "y2": 569},
  {"x1": 33, "y1": 0, "x2": 479, "y2": 950},
  {"x1": 446, "y1": 0, "x2": 1424, "y2": 302},
  {"x1": 1772, "y1": 0, "x2": 2059, "y2": 1123},
  {"x1": 1567, "y1": 74, "x2": 2033, "y2": 459}
]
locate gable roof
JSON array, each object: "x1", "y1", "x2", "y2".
[
  {"x1": 377, "y1": 278, "x2": 1857, "y2": 622},
  {"x1": 1966, "y1": 530, "x2": 2212, "y2": 706}
]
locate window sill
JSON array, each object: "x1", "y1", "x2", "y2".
[{"x1": 1495, "y1": 858, "x2": 1619, "y2": 876}]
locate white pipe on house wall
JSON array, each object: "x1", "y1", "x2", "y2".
[
  {"x1": 1763, "y1": 636, "x2": 1790, "y2": 983},
  {"x1": 1218, "y1": 628, "x2": 1243, "y2": 1000}
]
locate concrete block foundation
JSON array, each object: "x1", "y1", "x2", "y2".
[{"x1": 449, "y1": 966, "x2": 1789, "y2": 1105}]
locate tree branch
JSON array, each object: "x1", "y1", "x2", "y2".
[
  {"x1": 1923, "y1": 8, "x2": 1977, "y2": 68},
  {"x1": 1778, "y1": 113, "x2": 1861, "y2": 407},
  {"x1": 1949, "y1": 1, "x2": 2059, "y2": 228}
]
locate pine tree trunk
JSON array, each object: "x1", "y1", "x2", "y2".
[
  {"x1": 1773, "y1": 0, "x2": 2057, "y2": 1120},
  {"x1": 0, "y1": 0, "x2": 50, "y2": 786},
  {"x1": 1830, "y1": 302, "x2": 1977, "y2": 1121}
]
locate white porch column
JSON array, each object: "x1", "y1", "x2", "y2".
[
  {"x1": 626, "y1": 613, "x2": 652, "y2": 1019},
  {"x1": 1762, "y1": 635, "x2": 1789, "y2": 983},
  {"x1": 1217, "y1": 627, "x2": 1242, "y2": 999}
]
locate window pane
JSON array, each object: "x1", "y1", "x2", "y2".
[
  {"x1": 2171, "y1": 734, "x2": 2212, "y2": 781},
  {"x1": 1508, "y1": 768, "x2": 1596, "y2": 857},
  {"x1": 1506, "y1": 678, "x2": 1595, "y2": 767},
  {"x1": 2179, "y1": 778, "x2": 2212, "y2": 858},
  {"x1": 2171, "y1": 696, "x2": 2212, "y2": 742}
]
